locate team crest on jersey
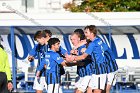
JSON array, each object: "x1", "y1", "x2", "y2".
[
  {"x1": 57, "y1": 57, "x2": 61, "y2": 60},
  {"x1": 48, "y1": 48, "x2": 50, "y2": 51},
  {"x1": 98, "y1": 41, "x2": 102, "y2": 45}
]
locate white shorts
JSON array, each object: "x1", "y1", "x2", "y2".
[
  {"x1": 47, "y1": 84, "x2": 60, "y2": 93},
  {"x1": 89, "y1": 74, "x2": 107, "y2": 90},
  {"x1": 33, "y1": 76, "x2": 47, "y2": 90},
  {"x1": 75, "y1": 76, "x2": 91, "y2": 92},
  {"x1": 107, "y1": 72, "x2": 117, "y2": 86}
]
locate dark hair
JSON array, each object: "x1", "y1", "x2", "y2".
[
  {"x1": 84, "y1": 25, "x2": 97, "y2": 35},
  {"x1": 86, "y1": 39, "x2": 91, "y2": 47},
  {"x1": 34, "y1": 30, "x2": 46, "y2": 41},
  {"x1": 43, "y1": 29, "x2": 52, "y2": 37},
  {"x1": 74, "y1": 29, "x2": 85, "y2": 40},
  {"x1": 48, "y1": 38, "x2": 60, "y2": 48}
]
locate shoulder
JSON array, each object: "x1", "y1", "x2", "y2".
[
  {"x1": 88, "y1": 40, "x2": 95, "y2": 47},
  {"x1": 48, "y1": 51, "x2": 60, "y2": 57},
  {"x1": 78, "y1": 44, "x2": 86, "y2": 49},
  {"x1": 35, "y1": 44, "x2": 44, "y2": 50},
  {"x1": 94, "y1": 38, "x2": 103, "y2": 45}
]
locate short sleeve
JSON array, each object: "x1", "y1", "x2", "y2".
[
  {"x1": 52, "y1": 53, "x2": 64, "y2": 64},
  {"x1": 85, "y1": 42, "x2": 94, "y2": 55}
]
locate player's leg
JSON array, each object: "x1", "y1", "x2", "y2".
[
  {"x1": 106, "y1": 72, "x2": 117, "y2": 93},
  {"x1": 41, "y1": 76, "x2": 48, "y2": 92},
  {"x1": 47, "y1": 84, "x2": 60, "y2": 93},
  {"x1": 33, "y1": 76, "x2": 45, "y2": 93},
  {"x1": 89, "y1": 74, "x2": 107, "y2": 93},
  {"x1": 76, "y1": 76, "x2": 91, "y2": 93},
  {"x1": 58, "y1": 85, "x2": 63, "y2": 93},
  {"x1": 86, "y1": 86, "x2": 93, "y2": 93},
  {"x1": 75, "y1": 77, "x2": 83, "y2": 93},
  {"x1": 88, "y1": 74, "x2": 95, "y2": 93}
]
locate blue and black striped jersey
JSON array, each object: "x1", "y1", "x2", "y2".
[
  {"x1": 77, "y1": 45, "x2": 93, "y2": 77},
  {"x1": 85, "y1": 37, "x2": 108, "y2": 75},
  {"x1": 29, "y1": 44, "x2": 46, "y2": 76},
  {"x1": 29, "y1": 44, "x2": 67, "y2": 76},
  {"x1": 104, "y1": 48, "x2": 118, "y2": 73},
  {"x1": 38, "y1": 50, "x2": 64, "y2": 84}
]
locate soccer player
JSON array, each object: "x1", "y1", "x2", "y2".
[
  {"x1": 103, "y1": 48, "x2": 118, "y2": 93},
  {"x1": 28, "y1": 30, "x2": 67, "y2": 93},
  {"x1": 28, "y1": 30, "x2": 48, "y2": 93},
  {"x1": 95, "y1": 36, "x2": 118, "y2": 93},
  {"x1": 36, "y1": 38, "x2": 81, "y2": 93},
  {"x1": 73, "y1": 32, "x2": 119, "y2": 93},
  {"x1": 66, "y1": 25, "x2": 108, "y2": 93},
  {"x1": 70, "y1": 30, "x2": 93, "y2": 93}
]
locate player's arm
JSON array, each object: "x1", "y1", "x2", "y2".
[
  {"x1": 59, "y1": 46, "x2": 71, "y2": 57},
  {"x1": 53, "y1": 53, "x2": 78, "y2": 66},
  {"x1": 62, "y1": 60, "x2": 84, "y2": 66},
  {"x1": 65, "y1": 53, "x2": 88, "y2": 62},
  {"x1": 61, "y1": 60, "x2": 84, "y2": 66},
  {"x1": 66, "y1": 42, "x2": 94, "y2": 62},
  {"x1": 70, "y1": 49, "x2": 78, "y2": 55},
  {"x1": 36, "y1": 59, "x2": 46, "y2": 77},
  {"x1": 74, "y1": 53, "x2": 88, "y2": 61},
  {"x1": 28, "y1": 44, "x2": 38, "y2": 62}
]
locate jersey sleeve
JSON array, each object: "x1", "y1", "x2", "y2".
[
  {"x1": 29, "y1": 44, "x2": 38, "y2": 57},
  {"x1": 37, "y1": 58, "x2": 46, "y2": 71},
  {"x1": 103, "y1": 42, "x2": 109, "y2": 52},
  {"x1": 52, "y1": 53, "x2": 64, "y2": 64},
  {"x1": 59, "y1": 46, "x2": 67, "y2": 55},
  {"x1": 85, "y1": 42, "x2": 94, "y2": 55}
]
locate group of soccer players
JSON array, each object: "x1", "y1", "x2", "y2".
[{"x1": 28, "y1": 25, "x2": 118, "y2": 93}]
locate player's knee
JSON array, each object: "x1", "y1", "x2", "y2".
[
  {"x1": 76, "y1": 89, "x2": 83, "y2": 93},
  {"x1": 94, "y1": 89, "x2": 102, "y2": 93},
  {"x1": 106, "y1": 84, "x2": 111, "y2": 91},
  {"x1": 86, "y1": 87, "x2": 93, "y2": 93},
  {"x1": 36, "y1": 90, "x2": 43, "y2": 93}
]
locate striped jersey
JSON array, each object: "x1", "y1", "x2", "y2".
[
  {"x1": 104, "y1": 48, "x2": 118, "y2": 73},
  {"x1": 38, "y1": 50, "x2": 64, "y2": 84},
  {"x1": 29, "y1": 44, "x2": 46, "y2": 76},
  {"x1": 85, "y1": 37, "x2": 108, "y2": 75},
  {"x1": 29, "y1": 44, "x2": 67, "y2": 76},
  {"x1": 77, "y1": 45, "x2": 94, "y2": 77}
]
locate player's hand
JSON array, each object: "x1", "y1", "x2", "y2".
[
  {"x1": 81, "y1": 48, "x2": 86, "y2": 53},
  {"x1": 65, "y1": 54, "x2": 71, "y2": 59},
  {"x1": 44, "y1": 64, "x2": 47, "y2": 69},
  {"x1": 36, "y1": 71, "x2": 40, "y2": 78},
  {"x1": 7, "y1": 82, "x2": 13, "y2": 92},
  {"x1": 70, "y1": 49, "x2": 75, "y2": 54},
  {"x1": 66, "y1": 55, "x2": 75, "y2": 62},
  {"x1": 70, "y1": 49, "x2": 78, "y2": 55},
  {"x1": 28, "y1": 56, "x2": 34, "y2": 62}
]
